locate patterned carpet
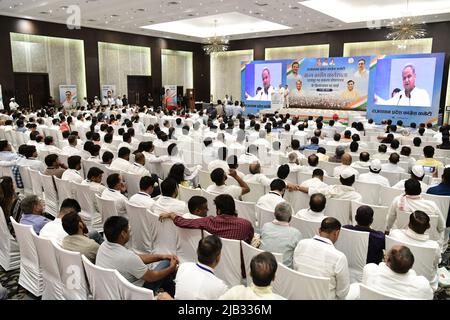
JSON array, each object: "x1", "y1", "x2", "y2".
[{"x1": 1, "y1": 250, "x2": 449, "y2": 300}]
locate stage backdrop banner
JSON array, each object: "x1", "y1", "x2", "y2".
[
  {"x1": 59, "y1": 85, "x2": 77, "y2": 107},
  {"x1": 101, "y1": 85, "x2": 116, "y2": 99},
  {"x1": 242, "y1": 56, "x2": 373, "y2": 114},
  {"x1": 367, "y1": 53, "x2": 445, "y2": 125},
  {"x1": 163, "y1": 85, "x2": 177, "y2": 108}
]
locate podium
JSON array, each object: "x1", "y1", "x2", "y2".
[{"x1": 186, "y1": 89, "x2": 195, "y2": 112}]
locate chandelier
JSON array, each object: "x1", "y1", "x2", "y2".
[
  {"x1": 385, "y1": 0, "x2": 427, "y2": 48},
  {"x1": 202, "y1": 20, "x2": 229, "y2": 55}
]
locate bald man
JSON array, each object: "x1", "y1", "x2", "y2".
[
  {"x1": 333, "y1": 153, "x2": 359, "y2": 179},
  {"x1": 244, "y1": 162, "x2": 273, "y2": 187}
]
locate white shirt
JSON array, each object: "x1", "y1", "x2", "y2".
[
  {"x1": 392, "y1": 179, "x2": 428, "y2": 192},
  {"x1": 362, "y1": 262, "x2": 433, "y2": 299},
  {"x1": 153, "y1": 196, "x2": 188, "y2": 216},
  {"x1": 101, "y1": 188, "x2": 128, "y2": 218},
  {"x1": 61, "y1": 169, "x2": 83, "y2": 183},
  {"x1": 333, "y1": 165, "x2": 359, "y2": 179},
  {"x1": 39, "y1": 218, "x2": 67, "y2": 246},
  {"x1": 309, "y1": 184, "x2": 362, "y2": 202},
  {"x1": 256, "y1": 192, "x2": 286, "y2": 212},
  {"x1": 293, "y1": 235, "x2": 350, "y2": 299},
  {"x1": 376, "y1": 87, "x2": 431, "y2": 107},
  {"x1": 244, "y1": 173, "x2": 273, "y2": 187},
  {"x1": 206, "y1": 184, "x2": 242, "y2": 200},
  {"x1": 219, "y1": 284, "x2": 285, "y2": 300},
  {"x1": 295, "y1": 208, "x2": 326, "y2": 222},
  {"x1": 130, "y1": 163, "x2": 150, "y2": 176},
  {"x1": 389, "y1": 228, "x2": 440, "y2": 290},
  {"x1": 128, "y1": 192, "x2": 155, "y2": 210},
  {"x1": 62, "y1": 145, "x2": 81, "y2": 156},
  {"x1": 300, "y1": 177, "x2": 328, "y2": 189},
  {"x1": 386, "y1": 195, "x2": 445, "y2": 235},
  {"x1": 358, "y1": 172, "x2": 390, "y2": 187},
  {"x1": 109, "y1": 157, "x2": 135, "y2": 173},
  {"x1": 175, "y1": 262, "x2": 228, "y2": 300},
  {"x1": 80, "y1": 180, "x2": 107, "y2": 194},
  {"x1": 381, "y1": 163, "x2": 406, "y2": 173}
]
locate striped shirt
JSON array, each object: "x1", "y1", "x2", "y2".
[{"x1": 173, "y1": 214, "x2": 254, "y2": 244}]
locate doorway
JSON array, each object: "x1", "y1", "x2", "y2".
[
  {"x1": 14, "y1": 73, "x2": 50, "y2": 110},
  {"x1": 127, "y1": 75, "x2": 152, "y2": 107}
]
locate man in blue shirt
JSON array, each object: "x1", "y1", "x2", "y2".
[
  {"x1": 19, "y1": 195, "x2": 49, "y2": 234},
  {"x1": 343, "y1": 205, "x2": 385, "y2": 264},
  {"x1": 304, "y1": 136, "x2": 320, "y2": 150},
  {"x1": 427, "y1": 167, "x2": 450, "y2": 227}
]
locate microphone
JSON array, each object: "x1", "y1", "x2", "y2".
[{"x1": 396, "y1": 94, "x2": 403, "y2": 106}]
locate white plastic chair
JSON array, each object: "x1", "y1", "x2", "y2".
[
  {"x1": 96, "y1": 194, "x2": 119, "y2": 223},
  {"x1": 325, "y1": 198, "x2": 352, "y2": 225},
  {"x1": 353, "y1": 181, "x2": 381, "y2": 205},
  {"x1": 385, "y1": 235, "x2": 437, "y2": 284},
  {"x1": 242, "y1": 182, "x2": 266, "y2": 203},
  {"x1": 350, "y1": 201, "x2": 388, "y2": 232},
  {"x1": 284, "y1": 190, "x2": 310, "y2": 213},
  {"x1": 201, "y1": 190, "x2": 217, "y2": 217},
  {"x1": 256, "y1": 205, "x2": 275, "y2": 231},
  {"x1": 273, "y1": 262, "x2": 330, "y2": 300},
  {"x1": 73, "y1": 182, "x2": 102, "y2": 232},
  {"x1": 53, "y1": 242, "x2": 89, "y2": 300},
  {"x1": 378, "y1": 186, "x2": 404, "y2": 207},
  {"x1": 161, "y1": 162, "x2": 173, "y2": 180},
  {"x1": 54, "y1": 176, "x2": 74, "y2": 202},
  {"x1": 199, "y1": 169, "x2": 213, "y2": 188},
  {"x1": 177, "y1": 227, "x2": 203, "y2": 263},
  {"x1": 0, "y1": 207, "x2": 20, "y2": 271},
  {"x1": 10, "y1": 217, "x2": 43, "y2": 297},
  {"x1": 290, "y1": 216, "x2": 321, "y2": 239},
  {"x1": 18, "y1": 166, "x2": 33, "y2": 196},
  {"x1": 31, "y1": 233, "x2": 64, "y2": 300},
  {"x1": 125, "y1": 202, "x2": 156, "y2": 254},
  {"x1": 28, "y1": 168, "x2": 44, "y2": 197},
  {"x1": 116, "y1": 270, "x2": 155, "y2": 300},
  {"x1": 241, "y1": 241, "x2": 283, "y2": 284},
  {"x1": 205, "y1": 232, "x2": 242, "y2": 288},
  {"x1": 178, "y1": 184, "x2": 202, "y2": 203},
  {"x1": 335, "y1": 228, "x2": 369, "y2": 283},
  {"x1": 39, "y1": 173, "x2": 59, "y2": 217},
  {"x1": 152, "y1": 203, "x2": 179, "y2": 254},
  {"x1": 122, "y1": 172, "x2": 142, "y2": 197},
  {"x1": 81, "y1": 255, "x2": 121, "y2": 300},
  {"x1": 235, "y1": 199, "x2": 257, "y2": 229},
  {"x1": 379, "y1": 171, "x2": 401, "y2": 187},
  {"x1": 358, "y1": 283, "x2": 400, "y2": 300}
]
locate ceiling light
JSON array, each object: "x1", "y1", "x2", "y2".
[{"x1": 202, "y1": 20, "x2": 229, "y2": 55}]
